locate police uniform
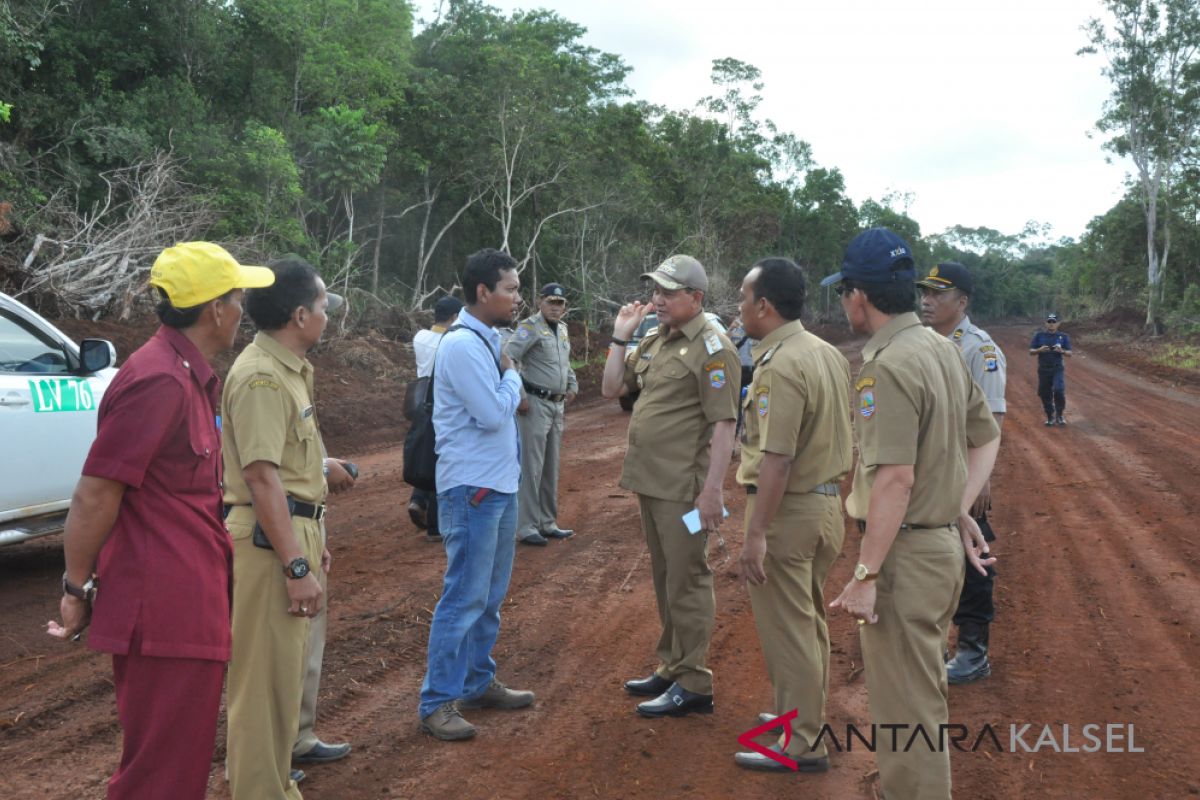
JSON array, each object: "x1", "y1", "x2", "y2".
[
  {"x1": 1030, "y1": 317, "x2": 1071, "y2": 423},
  {"x1": 844, "y1": 313, "x2": 1000, "y2": 799},
  {"x1": 222, "y1": 331, "x2": 328, "y2": 800},
  {"x1": 945, "y1": 314, "x2": 1005, "y2": 681},
  {"x1": 619, "y1": 309, "x2": 740, "y2": 696},
  {"x1": 735, "y1": 320, "x2": 852, "y2": 760},
  {"x1": 504, "y1": 286, "x2": 578, "y2": 543}
]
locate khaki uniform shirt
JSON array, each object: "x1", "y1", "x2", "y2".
[
  {"x1": 504, "y1": 312, "x2": 578, "y2": 395},
  {"x1": 736, "y1": 320, "x2": 853, "y2": 493},
  {"x1": 845, "y1": 313, "x2": 999, "y2": 526},
  {"x1": 618, "y1": 311, "x2": 740, "y2": 503},
  {"x1": 222, "y1": 332, "x2": 328, "y2": 506}
]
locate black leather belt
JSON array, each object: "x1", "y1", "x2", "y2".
[
  {"x1": 856, "y1": 520, "x2": 956, "y2": 533},
  {"x1": 745, "y1": 482, "x2": 839, "y2": 497},
  {"x1": 523, "y1": 380, "x2": 565, "y2": 402},
  {"x1": 223, "y1": 499, "x2": 325, "y2": 521}
]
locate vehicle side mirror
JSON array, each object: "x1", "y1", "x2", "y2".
[{"x1": 79, "y1": 338, "x2": 116, "y2": 373}]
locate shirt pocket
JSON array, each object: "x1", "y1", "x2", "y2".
[{"x1": 186, "y1": 405, "x2": 220, "y2": 492}]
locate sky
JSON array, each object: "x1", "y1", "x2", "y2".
[{"x1": 419, "y1": 0, "x2": 1133, "y2": 243}]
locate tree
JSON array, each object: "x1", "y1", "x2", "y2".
[{"x1": 1082, "y1": 0, "x2": 1200, "y2": 331}]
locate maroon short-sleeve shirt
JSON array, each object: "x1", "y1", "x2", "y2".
[{"x1": 83, "y1": 326, "x2": 232, "y2": 662}]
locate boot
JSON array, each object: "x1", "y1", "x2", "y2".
[{"x1": 947, "y1": 622, "x2": 991, "y2": 684}]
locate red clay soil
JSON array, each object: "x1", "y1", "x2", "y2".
[{"x1": 2, "y1": 324, "x2": 1199, "y2": 799}]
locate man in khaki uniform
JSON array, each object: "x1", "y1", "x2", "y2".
[
  {"x1": 728, "y1": 258, "x2": 852, "y2": 773},
  {"x1": 505, "y1": 283, "x2": 578, "y2": 546},
  {"x1": 823, "y1": 229, "x2": 1000, "y2": 800},
  {"x1": 600, "y1": 255, "x2": 741, "y2": 717},
  {"x1": 222, "y1": 256, "x2": 352, "y2": 799}
]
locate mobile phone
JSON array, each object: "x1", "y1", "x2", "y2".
[{"x1": 252, "y1": 497, "x2": 297, "y2": 550}]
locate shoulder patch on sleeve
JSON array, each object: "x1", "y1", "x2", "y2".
[
  {"x1": 704, "y1": 333, "x2": 722, "y2": 355},
  {"x1": 755, "y1": 386, "x2": 769, "y2": 417},
  {"x1": 517, "y1": 326, "x2": 531, "y2": 340},
  {"x1": 708, "y1": 368, "x2": 727, "y2": 389},
  {"x1": 855, "y1": 376, "x2": 876, "y2": 392},
  {"x1": 859, "y1": 389, "x2": 876, "y2": 418},
  {"x1": 248, "y1": 378, "x2": 280, "y2": 391},
  {"x1": 703, "y1": 358, "x2": 724, "y2": 372},
  {"x1": 979, "y1": 344, "x2": 996, "y2": 354},
  {"x1": 984, "y1": 355, "x2": 999, "y2": 372}
]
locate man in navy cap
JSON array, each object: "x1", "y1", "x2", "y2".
[
  {"x1": 1029, "y1": 313, "x2": 1072, "y2": 426},
  {"x1": 824, "y1": 229, "x2": 1000, "y2": 800},
  {"x1": 505, "y1": 283, "x2": 578, "y2": 546},
  {"x1": 918, "y1": 263, "x2": 1006, "y2": 685}
]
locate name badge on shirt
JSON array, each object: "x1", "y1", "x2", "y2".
[{"x1": 302, "y1": 405, "x2": 314, "y2": 419}]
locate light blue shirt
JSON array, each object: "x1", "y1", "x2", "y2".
[{"x1": 433, "y1": 307, "x2": 523, "y2": 493}]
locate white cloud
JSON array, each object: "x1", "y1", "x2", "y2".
[{"x1": 425, "y1": 0, "x2": 1133, "y2": 239}]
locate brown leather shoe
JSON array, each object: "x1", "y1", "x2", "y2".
[
  {"x1": 457, "y1": 680, "x2": 534, "y2": 710},
  {"x1": 420, "y1": 703, "x2": 477, "y2": 740}
]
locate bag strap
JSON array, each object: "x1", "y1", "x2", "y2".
[{"x1": 446, "y1": 323, "x2": 504, "y2": 377}]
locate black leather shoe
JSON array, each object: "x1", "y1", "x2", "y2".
[
  {"x1": 293, "y1": 740, "x2": 351, "y2": 764},
  {"x1": 541, "y1": 526, "x2": 575, "y2": 539},
  {"x1": 623, "y1": 673, "x2": 672, "y2": 697},
  {"x1": 636, "y1": 682, "x2": 713, "y2": 717},
  {"x1": 519, "y1": 532, "x2": 549, "y2": 546},
  {"x1": 947, "y1": 622, "x2": 991, "y2": 684}
]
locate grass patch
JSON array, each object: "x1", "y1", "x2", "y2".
[{"x1": 1154, "y1": 344, "x2": 1200, "y2": 370}]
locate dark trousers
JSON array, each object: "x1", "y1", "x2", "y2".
[
  {"x1": 412, "y1": 487, "x2": 440, "y2": 534},
  {"x1": 108, "y1": 647, "x2": 225, "y2": 800},
  {"x1": 953, "y1": 512, "x2": 996, "y2": 627},
  {"x1": 1037, "y1": 367, "x2": 1066, "y2": 418}
]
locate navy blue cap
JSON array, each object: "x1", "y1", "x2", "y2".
[
  {"x1": 820, "y1": 228, "x2": 917, "y2": 287},
  {"x1": 433, "y1": 295, "x2": 463, "y2": 322},
  {"x1": 916, "y1": 262, "x2": 974, "y2": 295},
  {"x1": 540, "y1": 283, "x2": 567, "y2": 299}
]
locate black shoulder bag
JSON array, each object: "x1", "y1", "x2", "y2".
[{"x1": 402, "y1": 325, "x2": 504, "y2": 491}]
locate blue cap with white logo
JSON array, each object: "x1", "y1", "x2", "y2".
[{"x1": 820, "y1": 228, "x2": 917, "y2": 287}]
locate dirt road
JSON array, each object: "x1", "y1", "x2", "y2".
[{"x1": 2, "y1": 325, "x2": 1198, "y2": 799}]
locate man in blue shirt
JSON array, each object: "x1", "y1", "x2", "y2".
[
  {"x1": 1029, "y1": 313, "x2": 1073, "y2": 426},
  {"x1": 418, "y1": 248, "x2": 534, "y2": 741}
]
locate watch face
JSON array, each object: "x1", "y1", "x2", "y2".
[
  {"x1": 290, "y1": 558, "x2": 310, "y2": 578},
  {"x1": 854, "y1": 564, "x2": 868, "y2": 581}
]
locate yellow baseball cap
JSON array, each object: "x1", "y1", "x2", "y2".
[{"x1": 149, "y1": 242, "x2": 275, "y2": 308}]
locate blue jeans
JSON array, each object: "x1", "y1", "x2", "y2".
[{"x1": 418, "y1": 485, "x2": 517, "y2": 718}]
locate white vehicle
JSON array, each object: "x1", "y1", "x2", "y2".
[{"x1": 0, "y1": 291, "x2": 117, "y2": 545}]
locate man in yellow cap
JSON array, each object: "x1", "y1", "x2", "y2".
[
  {"x1": 601, "y1": 254, "x2": 741, "y2": 718},
  {"x1": 47, "y1": 242, "x2": 273, "y2": 800}
]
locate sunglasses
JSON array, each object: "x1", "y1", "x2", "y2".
[
  {"x1": 834, "y1": 283, "x2": 853, "y2": 297},
  {"x1": 543, "y1": 297, "x2": 567, "y2": 306}
]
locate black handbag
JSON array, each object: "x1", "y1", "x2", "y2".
[
  {"x1": 402, "y1": 376, "x2": 429, "y2": 421},
  {"x1": 402, "y1": 325, "x2": 503, "y2": 491}
]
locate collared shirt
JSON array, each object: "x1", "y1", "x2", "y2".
[
  {"x1": 222, "y1": 331, "x2": 328, "y2": 506},
  {"x1": 1031, "y1": 329, "x2": 1071, "y2": 369},
  {"x1": 950, "y1": 315, "x2": 1006, "y2": 413},
  {"x1": 618, "y1": 311, "x2": 741, "y2": 503},
  {"x1": 413, "y1": 324, "x2": 448, "y2": 378},
  {"x1": 736, "y1": 320, "x2": 853, "y2": 493},
  {"x1": 504, "y1": 311, "x2": 578, "y2": 396},
  {"x1": 845, "y1": 312, "x2": 1000, "y2": 526},
  {"x1": 82, "y1": 326, "x2": 232, "y2": 662},
  {"x1": 433, "y1": 307, "x2": 523, "y2": 493}
]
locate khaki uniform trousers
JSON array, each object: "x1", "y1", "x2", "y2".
[
  {"x1": 637, "y1": 495, "x2": 715, "y2": 695},
  {"x1": 293, "y1": 525, "x2": 328, "y2": 757},
  {"x1": 227, "y1": 508, "x2": 323, "y2": 800},
  {"x1": 746, "y1": 492, "x2": 843, "y2": 758},
  {"x1": 516, "y1": 395, "x2": 565, "y2": 539},
  {"x1": 860, "y1": 525, "x2": 965, "y2": 800}
]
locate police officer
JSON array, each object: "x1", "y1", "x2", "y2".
[
  {"x1": 918, "y1": 262, "x2": 1006, "y2": 684},
  {"x1": 600, "y1": 255, "x2": 741, "y2": 718},
  {"x1": 824, "y1": 229, "x2": 1000, "y2": 800},
  {"x1": 730, "y1": 258, "x2": 852, "y2": 773},
  {"x1": 505, "y1": 283, "x2": 578, "y2": 546},
  {"x1": 1030, "y1": 313, "x2": 1073, "y2": 426},
  {"x1": 222, "y1": 256, "x2": 350, "y2": 800}
]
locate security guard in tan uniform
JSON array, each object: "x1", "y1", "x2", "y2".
[
  {"x1": 918, "y1": 262, "x2": 1006, "y2": 685},
  {"x1": 222, "y1": 256, "x2": 350, "y2": 800},
  {"x1": 600, "y1": 255, "x2": 741, "y2": 718},
  {"x1": 505, "y1": 283, "x2": 578, "y2": 546},
  {"x1": 728, "y1": 258, "x2": 853, "y2": 773},
  {"x1": 823, "y1": 229, "x2": 1000, "y2": 800}
]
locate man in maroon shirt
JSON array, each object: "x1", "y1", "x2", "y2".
[{"x1": 46, "y1": 242, "x2": 274, "y2": 800}]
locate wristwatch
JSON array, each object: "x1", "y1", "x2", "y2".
[
  {"x1": 284, "y1": 557, "x2": 311, "y2": 580},
  {"x1": 62, "y1": 572, "x2": 99, "y2": 602},
  {"x1": 853, "y1": 563, "x2": 879, "y2": 582}
]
